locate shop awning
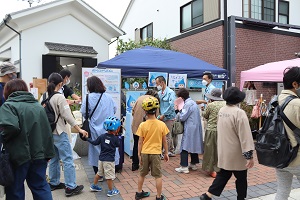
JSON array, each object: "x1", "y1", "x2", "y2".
[{"x1": 240, "y1": 58, "x2": 300, "y2": 89}]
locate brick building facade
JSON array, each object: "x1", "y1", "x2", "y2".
[{"x1": 170, "y1": 21, "x2": 300, "y2": 102}]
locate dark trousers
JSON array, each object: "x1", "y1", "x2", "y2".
[
  {"x1": 180, "y1": 150, "x2": 199, "y2": 167},
  {"x1": 93, "y1": 166, "x2": 98, "y2": 174},
  {"x1": 5, "y1": 159, "x2": 52, "y2": 200},
  {"x1": 208, "y1": 169, "x2": 248, "y2": 200},
  {"x1": 132, "y1": 134, "x2": 139, "y2": 167}
]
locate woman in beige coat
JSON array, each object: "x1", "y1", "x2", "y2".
[{"x1": 200, "y1": 87, "x2": 254, "y2": 200}]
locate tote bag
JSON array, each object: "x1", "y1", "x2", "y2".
[
  {"x1": 0, "y1": 140, "x2": 14, "y2": 186},
  {"x1": 80, "y1": 93, "x2": 103, "y2": 141},
  {"x1": 251, "y1": 101, "x2": 261, "y2": 119}
]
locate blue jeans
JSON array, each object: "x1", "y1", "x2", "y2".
[
  {"x1": 49, "y1": 132, "x2": 77, "y2": 189},
  {"x1": 5, "y1": 159, "x2": 52, "y2": 200}
]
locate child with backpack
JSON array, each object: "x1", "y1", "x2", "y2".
[
  {"x1": 135, "y1": 97, "x2": 169, "y2": 200},
  {"x1": 86, "y1": 116, "x2": 121, "y2": 197}
]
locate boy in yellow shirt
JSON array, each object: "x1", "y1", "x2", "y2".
[{"x1": 135, "y1": 97, "x2": 169, "y2": 200}]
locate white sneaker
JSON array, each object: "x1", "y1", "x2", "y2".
[
  {"x1": 175, "y1": 167, "x2": 189, "y2": 174},
  {"x1": 188, "y1": 164, "x2": 197, "y2": 171}
]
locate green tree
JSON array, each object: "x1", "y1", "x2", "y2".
[{"x1": 116, "y1": 38, "x2": 173, "y2": 54}]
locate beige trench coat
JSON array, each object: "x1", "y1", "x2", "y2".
[
  {"x1": 217, "y1": 105, "x2": 254, "y2": 171},
  {"x1": 279, "y1": 90, "x2": 300, "y2": 167}
]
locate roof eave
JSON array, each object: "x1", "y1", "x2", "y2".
[
  {"x1": 0, "y1": 14, "x2": 12, "y2": 31},
  {"x1": 119, "y1": 0, "x2": 135, "y2": 28}
]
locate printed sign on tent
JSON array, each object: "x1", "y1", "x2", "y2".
[
  {"x1": 124, "y1": 91, "x2": 147, "y2": 156},
  {"x1": 168, "y1": 74, "x2": 187, "y2": 88},
  {"x1": 148, "y1": 72, "x2": 168, "y2": 87}
]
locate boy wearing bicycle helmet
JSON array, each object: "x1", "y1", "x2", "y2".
[
  {"x1": 135, "y1": 97, "x2": 169, "y2": 200},
  {"x1": 86, "y1": 116, "x2": 121, "y2": 197}
]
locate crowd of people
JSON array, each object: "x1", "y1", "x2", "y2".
[{"x1": 0, "y1": 60, "x2": 300, "y2": 200}]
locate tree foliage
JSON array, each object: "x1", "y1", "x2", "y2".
[{"x1": 116, "y1": 38, "x2": 173, "y2": 54}]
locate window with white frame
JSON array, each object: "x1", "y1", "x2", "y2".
[
  {"x1": 180, "y1": 0, "x2": 203, "y2": 32},
  {"x1": 140, "y1": 23, "x2": 153, "y2": 41},
  {"x1": 278, "y1": 0, "x2": 289, "y2": 24},
  {"x1": 243, "y1": 0, "x2": 275, "y2": 22}
]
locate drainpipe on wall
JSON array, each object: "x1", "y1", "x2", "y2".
[
  {"x1": 4, "y1": 19, "x2": 22, "y2": 78},
  {"x1": 223, "y1": 0, "x2": 229, "y2": 87},
  {"x1": 108, "y1": 37, "x2": 119, "y2": 56}
]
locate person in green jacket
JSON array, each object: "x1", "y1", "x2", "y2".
[{"x1": 0, "y1": 79, "x2": 55, "y2": 200}]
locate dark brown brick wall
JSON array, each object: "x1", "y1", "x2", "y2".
[
  {"x1": 170, "y1": 25, "x2": 224, "y2": 69},
  {"x1": 236, "y1": 27, "x2": 300, "y2": 102}
]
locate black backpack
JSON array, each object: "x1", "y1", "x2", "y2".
[
  {"x1": 255, "y1": 95, "x2": 300, "y2": 169},
  {"x1": 41, "y1": 92, "x2": 60, "y2": 132}
]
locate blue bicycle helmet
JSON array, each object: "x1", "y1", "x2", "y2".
[{"x1": 103, "y1": 116, "x2": 121, "y2": 131}]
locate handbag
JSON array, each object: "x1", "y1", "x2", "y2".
[
  {"x1": 80, "y1": 93, "x2": 103, "y2": 141},
  {"x1": 251, "y1": 101, "x2": 261, "y2": 119},
  {"x1": 0, "y1": 138, "x2": 14, "y2": 186},
  {"x1": 172, "y1": 119, "x2": 184, "y2": 135}
]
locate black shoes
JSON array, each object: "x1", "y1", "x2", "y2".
[
  {"x1": 49, "y1": 182, "x2": 65, "y2": 191},
  {"x1": 199, "y1": 193, "x2": 212, "y2": 200},
  {"x1": 156, "y1": 194, "x2": 166, "y2": 200},
  {"x1": 132, "y1": 164, "x2": 139, "y2": 171},
  {"x1": 65, "y1": 185, "x2": 84, "y2": 196},
  {"x1": 135, "y1": 190, "x2": 150, "y2": 200}
]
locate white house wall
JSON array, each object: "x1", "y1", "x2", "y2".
[
  {"x1": 20, "y1": 15, "x2": 108, "y2": 85},
  {"x1": 226, "y1": 0, "x2": 243, "y2": 19},
  {"x1": 289, "y1": 0, "x2": 300, "y2": 26},
  {"x1": 121, "y1": 0, "x2": 300, "y2": 42},
  {"x1": 121, "y1": 0, "x2": 190, "y2": 41},
  {"x1": 0, "y1": 35, "x2": 20, "y2": 67}
]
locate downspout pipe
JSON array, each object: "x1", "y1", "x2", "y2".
[
  {"x1": 223, "y1": 0, "x2": 229, "y2": 87},
  {"x1": 3, "y1": 19, "x2": 22, "y2": 78}
]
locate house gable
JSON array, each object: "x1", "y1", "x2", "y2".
[{"x1": 0, "y1": 0, "x2": 125, "y2": 43}]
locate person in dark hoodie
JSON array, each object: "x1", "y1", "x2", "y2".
[{"x1": 0, "y1": 79, "x2": 55, "y2": 200}]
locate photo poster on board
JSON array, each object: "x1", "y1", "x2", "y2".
[
  {"x1": 82, "y1": 68, "x2": 121, "y2": 119},
  {"x1": 124, "y1": 90, "x2": 147, "y2": 156},
  {"x1": 168, "y1": 74, "x2": 187, "y2": 88},
  {"x1": 148, "y1": 72, "x2": 168, "y2": 87}
]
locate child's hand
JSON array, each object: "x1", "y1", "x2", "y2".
[{"x1": 164, "y1": 153, "x2": 169, "y2": 162}]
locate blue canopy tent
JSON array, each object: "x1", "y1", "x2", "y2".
[{"x1": 98, "y1": 46, "x2": 228, "y2": 80}]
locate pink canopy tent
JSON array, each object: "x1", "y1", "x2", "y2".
[{"x1": 240, "y1": 58, "x2": 300, "y2": 89}]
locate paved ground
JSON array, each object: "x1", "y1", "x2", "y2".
[{"x1": 2, "y1": 152, "x2": 300, "y2": 200}]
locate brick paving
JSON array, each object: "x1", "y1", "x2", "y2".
[{"x1": 82, "y1": 152, "x2": 300, "y2": 200}]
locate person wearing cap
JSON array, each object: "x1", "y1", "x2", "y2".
[
  {"x1": 0, "y1": 62, "x2": 17, "y2": 107},
  {"x1": 200, "y1": 87, "x2": 254, "y2": 200},
  {"x1": 174, "y1": 88, "x2": 204, "y2": 174},
  {"x1": 0, "y1": 62, "x2": 17, "y2": 151},
  {"x1": 201, "y1": 88, "x2": 226, "y2": 178}
]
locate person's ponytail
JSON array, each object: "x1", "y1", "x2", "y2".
[
  {"x1": 47, "y1": 72, "x2": 63, "y2": 96},
  {"x1": 47, "y1": 82, "x2": 56, "y2": 96}
]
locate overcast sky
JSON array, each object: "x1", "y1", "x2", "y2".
[{"x1": 0, "y1": 0, "x2": 130, "y2": 25}]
